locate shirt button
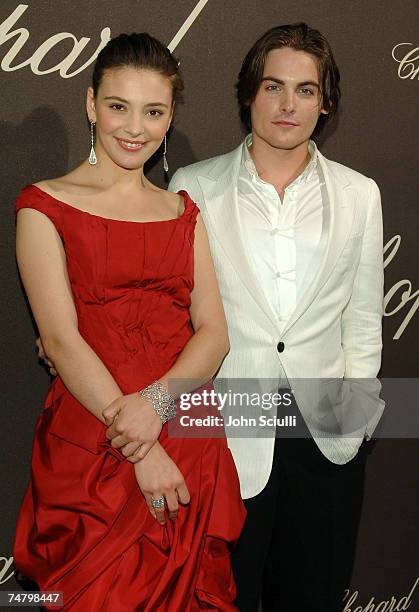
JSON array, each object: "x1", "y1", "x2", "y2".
[{"x1": 277, "y1": 341, "x2": 285, "y2": 353}]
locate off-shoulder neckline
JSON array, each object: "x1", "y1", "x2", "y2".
[{"x1": 27, "y1": 184, "x2": 190, "y2": 225}]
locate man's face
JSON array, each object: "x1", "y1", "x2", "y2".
[{"x1": 250, "y1": 47, "x2": 328, "y2": 151}]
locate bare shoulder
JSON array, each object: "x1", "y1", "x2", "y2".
[
  {"x1": 33, "y1": 177, "x2": 67, "y2": 197},
  {"x1": 159, "y1": 187, "x2": 186, "y2": 217}
]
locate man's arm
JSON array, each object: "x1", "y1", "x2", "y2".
[
  {"x1": 341, "y1": 179, "x2": 384, "y2": 379},
  {"x1": 340, "y1": 179, "x2": 385, "y2": 439}
]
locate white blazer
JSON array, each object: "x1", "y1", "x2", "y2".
[{"x1": 169, "y1": 142, "x2": 384, "y2": 499}]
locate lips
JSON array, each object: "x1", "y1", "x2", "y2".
[
  {"x1": 115, "y1": 137, "x2": 146, "y2": 151},
  {"x1": 272, "y1": 120, "x2": 299, "y2": 127}
]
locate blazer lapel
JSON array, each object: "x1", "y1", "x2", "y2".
[
  {"x1": 282, "y1": 153, "x2": 355, "y2": 337},
  {"x1": 198, "y1": 145, "x2": 279, "y2": 330}
]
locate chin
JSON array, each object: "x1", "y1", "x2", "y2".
[
  {"x1": 119, "y1": 160, "x2": 145, "y2": 171},
  {"x1": 107, "y1": 152, "x2": 146, "y2": 171},
  {"x1": 267, "y1": 138, "x2": 300, "y2": 151},
  {"x1": 269, "y1": 133, "x2": 310, "y2": 151}
]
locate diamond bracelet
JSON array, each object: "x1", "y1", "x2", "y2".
[{"x1": 139, "y1": 381, "x2": 176, "y2": 424}]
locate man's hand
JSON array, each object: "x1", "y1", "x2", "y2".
[
  {"x1": 134, "y1": 442, "x2": 190, "y2": 524},
  {"x1": 103, "y1": 393, "x2": 163, "y2": 460},
  {"x1": 36, "y1": 337, "x2": 57, "y2": 376}
]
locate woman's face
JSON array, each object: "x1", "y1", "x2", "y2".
[{"x1": 86, "y1": 66, "x2": 173, "y2": 170}]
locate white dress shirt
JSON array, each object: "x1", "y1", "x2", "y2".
[{"x1": 238, "y1": 136, "x2": 325, "y2": 331}]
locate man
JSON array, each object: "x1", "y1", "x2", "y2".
[{"x1": 168, "y1": 23, "x2": 384, "y2": 612}]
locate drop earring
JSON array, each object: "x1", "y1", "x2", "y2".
[
  {"x1": 163, "y1": 134, "x2": 169, "y2": 173},
  {"x1": 88, "y1": 120, "x2": 97, "y2": 165}
]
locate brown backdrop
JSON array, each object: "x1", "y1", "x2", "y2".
[{"x1": 1, "y1": 1, "x2": 418, "y2": 609}]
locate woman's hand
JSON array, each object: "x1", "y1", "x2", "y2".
[
  {"x1": 134, "y1": 442, "x2": 190, "y2": 524},
  {"x1": 36, "y1": 337, "x2": 57, "y2": 376},
  {"x1": 103, "y1": 393, "x2": 163, "y2": 460}
]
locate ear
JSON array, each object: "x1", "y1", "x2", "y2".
[
  {"x1": 320, "y1": 98, "x2": 331, "y2": 116},
  {"x1": 86, "y1": 87, "x2": 97, "y2": 123},
  {"x1": 167, "y1": 101, "x2": 175, "y2": 130}
]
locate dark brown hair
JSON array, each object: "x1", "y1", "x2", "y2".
[
  {"x1": 92, "y1": 32, "x2": 183, "y2": 101},
  {"x1": 236, "y1": 23, "x2": 341, "y2": 134}
]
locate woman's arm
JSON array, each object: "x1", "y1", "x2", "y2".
[
  {"x1": 159, "y1": 213, "x2": 230, "y2": 391},
  {"x1": 104, "y1": 214, "x2": 229, "y2": 447},
  {"x1": 16, "y1": 208, "x2": 125, "y2": 422},
  {"x1": 17, "y1": 208, "x2": 166, "y2": 453}
]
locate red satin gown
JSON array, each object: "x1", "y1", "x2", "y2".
[{"x1": 13, "y1": 185, "x2": 246, "y2": 611}]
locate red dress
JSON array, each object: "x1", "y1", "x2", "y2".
[{"x1": 14, "y1": 185, "x2": 246, "y2": 611}]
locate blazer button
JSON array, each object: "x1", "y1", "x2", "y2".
[{"x1": 277, "y1": 341, "x2": 285, "y2": 353}]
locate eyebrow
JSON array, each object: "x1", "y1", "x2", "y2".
[
  {"x1": 104, "y1": 96, "x2": 169, "y2": 108},
  {"x1": 261, "y1": 77, "x2": 320, "y2": 88}
]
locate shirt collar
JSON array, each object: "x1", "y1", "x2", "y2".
[{"x1": 242, "y1": 134, "x2": 318, "y2": 186}]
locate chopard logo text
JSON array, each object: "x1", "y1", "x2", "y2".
[
  {"x1": 392, "y1": 43, "x2": 419, "y2": 80},
  {"x1": 0, "y1": 2, "x2": 209, "y2": 78},
  {"x1": 0, "y1": 556, "x2": 15, "y2": 585},
  {"x1": 343, "y1": 577, "x2": 419, "y2": 611},
  {"x1": 384, "y1": 235, "x2": 419, "y2": 340}
]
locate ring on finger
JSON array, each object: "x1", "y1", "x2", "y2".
[{"x1": 151, "y1": 496, "x2": 165, "y2": 510}]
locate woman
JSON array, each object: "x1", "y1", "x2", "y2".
[{"x1": 14, "y1": 32, "x2": 245, "y2": 611}]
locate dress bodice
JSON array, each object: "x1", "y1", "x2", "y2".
[{"x1": 16, "y1": 185, "x2": 200, "y2": 391}]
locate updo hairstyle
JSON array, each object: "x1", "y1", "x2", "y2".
[{"x1": 92, "y1": 32, "x2": 183, "y2": 102}]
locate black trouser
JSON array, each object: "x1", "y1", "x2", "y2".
[{"x1": 231, "y1": 435, "x2": 368, "y2": 612}]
